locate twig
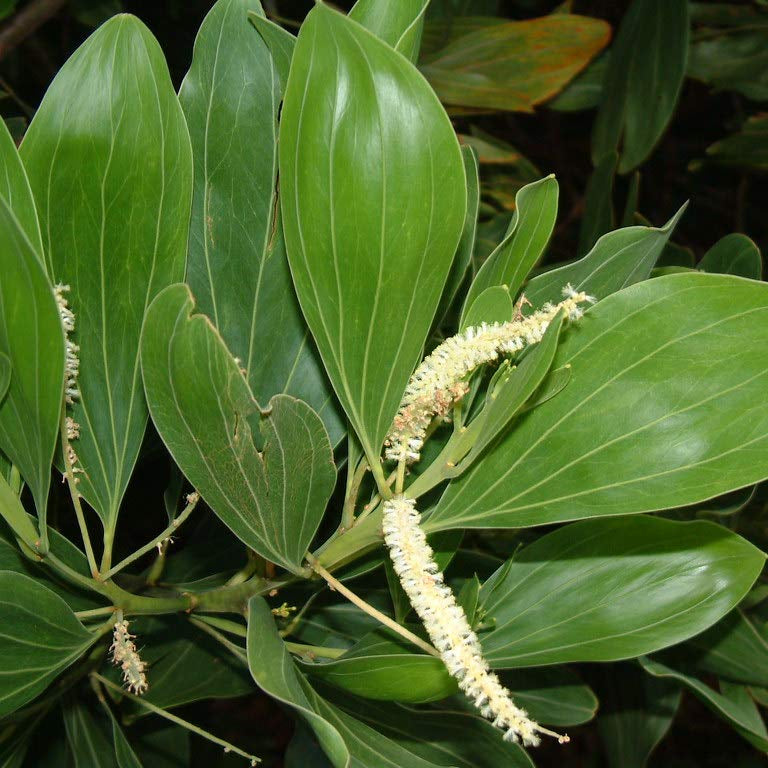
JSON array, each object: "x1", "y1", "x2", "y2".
[
  {"x1": 307, "y1": 556, "x2": 439, "y2": 658},
  {"x1": 0, "y1": 0, "x2": 67, "y2": 61}
]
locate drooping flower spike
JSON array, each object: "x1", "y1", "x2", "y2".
[
  {"x1": 110, "y1": 618, "x2": 148, "y2": 695},
  {"x1": 382, "y1": 287, "x2": 593, "y2": 745},
  {"x1": 384, "y1": 286, "x2": 594, "y2": 464}
]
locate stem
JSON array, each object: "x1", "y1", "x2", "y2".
[
  {"x1": 193, "y1": 614, "x2": 247, "y2": 638},
  {"x1": 92, "y1": 673, "x2": 261, "y2": 765},
  {"x1": 342, "y1": 458, "x2": 368, "y2": 528},
  {"x1": 369, "y1": 460, "x2": 393, "y2": 500},
  {"x1": 60, "y1": 407, "x2": 99, "y2": 576},
  {"x1": 102, "y1": 492, "x2": 200, "y2": 580},
  {"x1": 75, "y1": 606, "x2": 117, "y2": 620},
  {"x1": 395, "y1": 460, "x2": 406, "y2": 495},
  {"x1": 188, "y1": 617, "x2": 249, "y2": 665},
  {"x1": 313, "y1": 510, "x2": 383, "y2": 571},
  {"x1": 284, "y1": 641, "x2": 345, "y2": 660},
  {"x1": 307, "y1": 556, "x2": 438, "y2": 658}
]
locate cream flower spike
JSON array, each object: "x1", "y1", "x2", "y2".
[
  {"x1": 54, "y1": 284, "x2": 80, "y2": 406},
  {"x1": 384, "y1": 285, "x2": 594, "y2": 463},
  {"x1": 110, "y1": 618, "x2": 148, "y2": 695},
  {"x1": 382, "y1": 496, "x2": 568, "y2": 747}
]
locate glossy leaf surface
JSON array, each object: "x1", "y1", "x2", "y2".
[
  {"x1": 279, "y1": 5, "x2": 465, "y2": 462},
  {"x1": 428, "y1": 273, "x2": 768, "y2": 530},
  {"x1": 475, "y1": 516, "x2": 763, "y2": 667},
  {"x1": 20, "y1": 15, "x2": 193, "y2": 528},
  {"x1": 349, "y1": 0, "x2": 428, "y2": 60},
  {"x1": 142, "y1": 285, "x2": 335, "y2": 574}
]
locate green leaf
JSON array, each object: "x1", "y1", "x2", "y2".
[
  {"x1": 669, "y1": 610, "x2": 768, "y2": 688},
  {"x1": 179, "y1": 0, "x2": 342, "y2": 446},
  {"x1": 0, "y1": 353, "x2": 8, "y2": 402},
  {"x1": 320, "y1": 687, "x2": 535, "y2": 768},
  {"x1": 141, "y1": 285, "x2": 336, "y2": 574},
  {"x1": 699, "y1": 233, "x2": 762, "y2": 280},
  {"x1": 0, "y1": 115, "x2": 42, "y2": 251},
  {"x1": 595, "y1": 662, "x2": 681, "y2": 768},
  {"x1": 525, "y1": 205, "x2": 684, "y2": 308},
  {"x1": 429, "y1": 273, "x2": 768, "y2": 531},
  {"x1": 436, "y1": 145, "x2": 480, "y2": 324},
  {"x1": 473, "y1": 517, "x2": 763, "y2": 667},
  {"x1": 111, "y1": 714, "x2": 143, "y2": 768},
  {"x1": 0, "y1": 572, "x2": 95, "y2": 717},
  {"x1": 461, "y1": 175, "x2": 558, "y2": 322},
  {"x1": 20, "y1": 15, "x2": 193, "y2": 530},
  {"x1": 688, "y1": 29, "x2": 768, "y2": 102},
  {"x1": 694, "y1": 113, "x2": 768, "y2": 172},
  {"x1": 421, "y1": 15, "x2": 610, "y2": 112},
  {"x1": 592, "y1": 0, "x2": 689, "y2": 172},
  {"x1": 62, "y1": 698, "x2": 117, "y2": 768},
  {"x1": 504, "y1": 667, "x2": 597, "y2": 727},
  {"x1": 0, "y1": 196, "x2": 63, "y2": 529},
  {"x1": 298, "y1": 628, "x2": 457, "y2": 703},
  {"x1": 577, "y1": 151, "x2": 616, "y2": 257},
  {"x1": 247, "y1": 596, "x2": 349, "y2": 768},
  {"x1": 0, "y1": 473, "x2": 41, "y2": 553},
  {"x1": 640, "y1": 657, "x2": 768, "y2": 751},
  {"x1": 349, "y1": 0, "x2": 429, "y2": 61},
  {"x1": 461, "y1": 286, "x2": 514, "y2": 329},
  {"x1": 279, "y1": 4, "x2": 466, "y2": 465}
]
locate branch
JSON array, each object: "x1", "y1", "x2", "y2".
[{"x1": 0, "y1": 0, "x2": 67, "y2": 62}]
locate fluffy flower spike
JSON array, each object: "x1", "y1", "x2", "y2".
[
  {"x1": 384, "y1": 287, "x2": 593, "y2": 463},
  {"x1": 383, "y1": 496, "x2": 568, "y2": 747},
  {"x1": 110, "y1": 618, "x2": 148, "y2": 695},
  {"x1": 54, "y1": 284, "x2": 80, "y2": 406}
]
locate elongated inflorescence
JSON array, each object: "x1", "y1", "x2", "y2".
[
  {"x1": 383, "y1": 496, "x2": 568, "y2": 746},
  {"x1": 384, "y1": 286, "x2": 594, "y2": 464},
  {"x1": 110, "y1": 619, "x2": 148, "y2": 695}
]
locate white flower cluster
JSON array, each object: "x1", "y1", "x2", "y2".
[
  {"x1": 383, "y1": 496, "x2": 567, "y2": 747},
  {"x1": 384, "y1": 286, "x2": 594, "y2": 463},
  {"x1": 110, "y1": 619, "x2": 148, "y2": 695}
]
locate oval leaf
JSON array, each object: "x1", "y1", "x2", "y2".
[
  {"x1": 0, "y1": 571, "x2": 95, "y2": 717},
  {"x1": 476, "y1": 516, "x2": 764, "y2": 667},
  {"x1": 429, "y1": 273, "x2": 768, "y2": 531},
  {"x1": 20, "y1": 16, "x2": 193, "y2": 532},
  {"x1": 141, "y1": 284, "x2": 335, "y2": 574},
  {"x1": 279, "y1": 4, "x2": 466, "y2": 463},
  {"x1": 699, "y1": 233, "x2": 762, "y2": 281}
]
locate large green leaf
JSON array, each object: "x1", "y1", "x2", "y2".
[
  {"x1": 524, "y1": 205, "x2": 684, "y2": 308},
  {"x1": 0, "y1": 571, "x2": 95, "y2": 717},
  {"x1": 0, "y1": 196, "x2": 63, "y2": 529},
  {"x1": 279, "y1": 4, "x2": 466, "y2": 464},
  {"x1": 592, "y1": 0, "x2": 689, "y2": 172},
  {"x1": 420, "y1": 15, "x2": 610, "y2": 112},
  {"x1": 298, "y1": 628, "x2": 456, "y2": 703},
  {"x1": 20, "y1": 16, "x2": 193, "y2": 534},
  {"x1": 473, "y1": 517, "x2": 762, "y2": 667},
  {"x1": 179, "y1": 0, "x2": 342, "y2": 446},
  {"x1": 461, "y1": 175, "x2": 558, "y2": 322},
  {"x1": 595, "y1": 663, "x2": 680, "y2": 768},
  {"x1": 247, "y1": 596, "x2": 349, "y2": 768},
  {"x1": 640, "y1": 657, "x2": 768, "y2": 751},
  {"x1": 141, "y1": 284, "x2": 335, "y2": 574},
  {"x1": 695, "y1": 113, "x2": 768, "y2": 172},
  {"x1": 427, "y1": 273, "x2": 768, "y2": 530},
  {"x1": 349, "y1": 0, "x2": 429, "y2": 61},
  {"x1": 577, "y1": 151, "x2": 616, "y2": 257}
]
